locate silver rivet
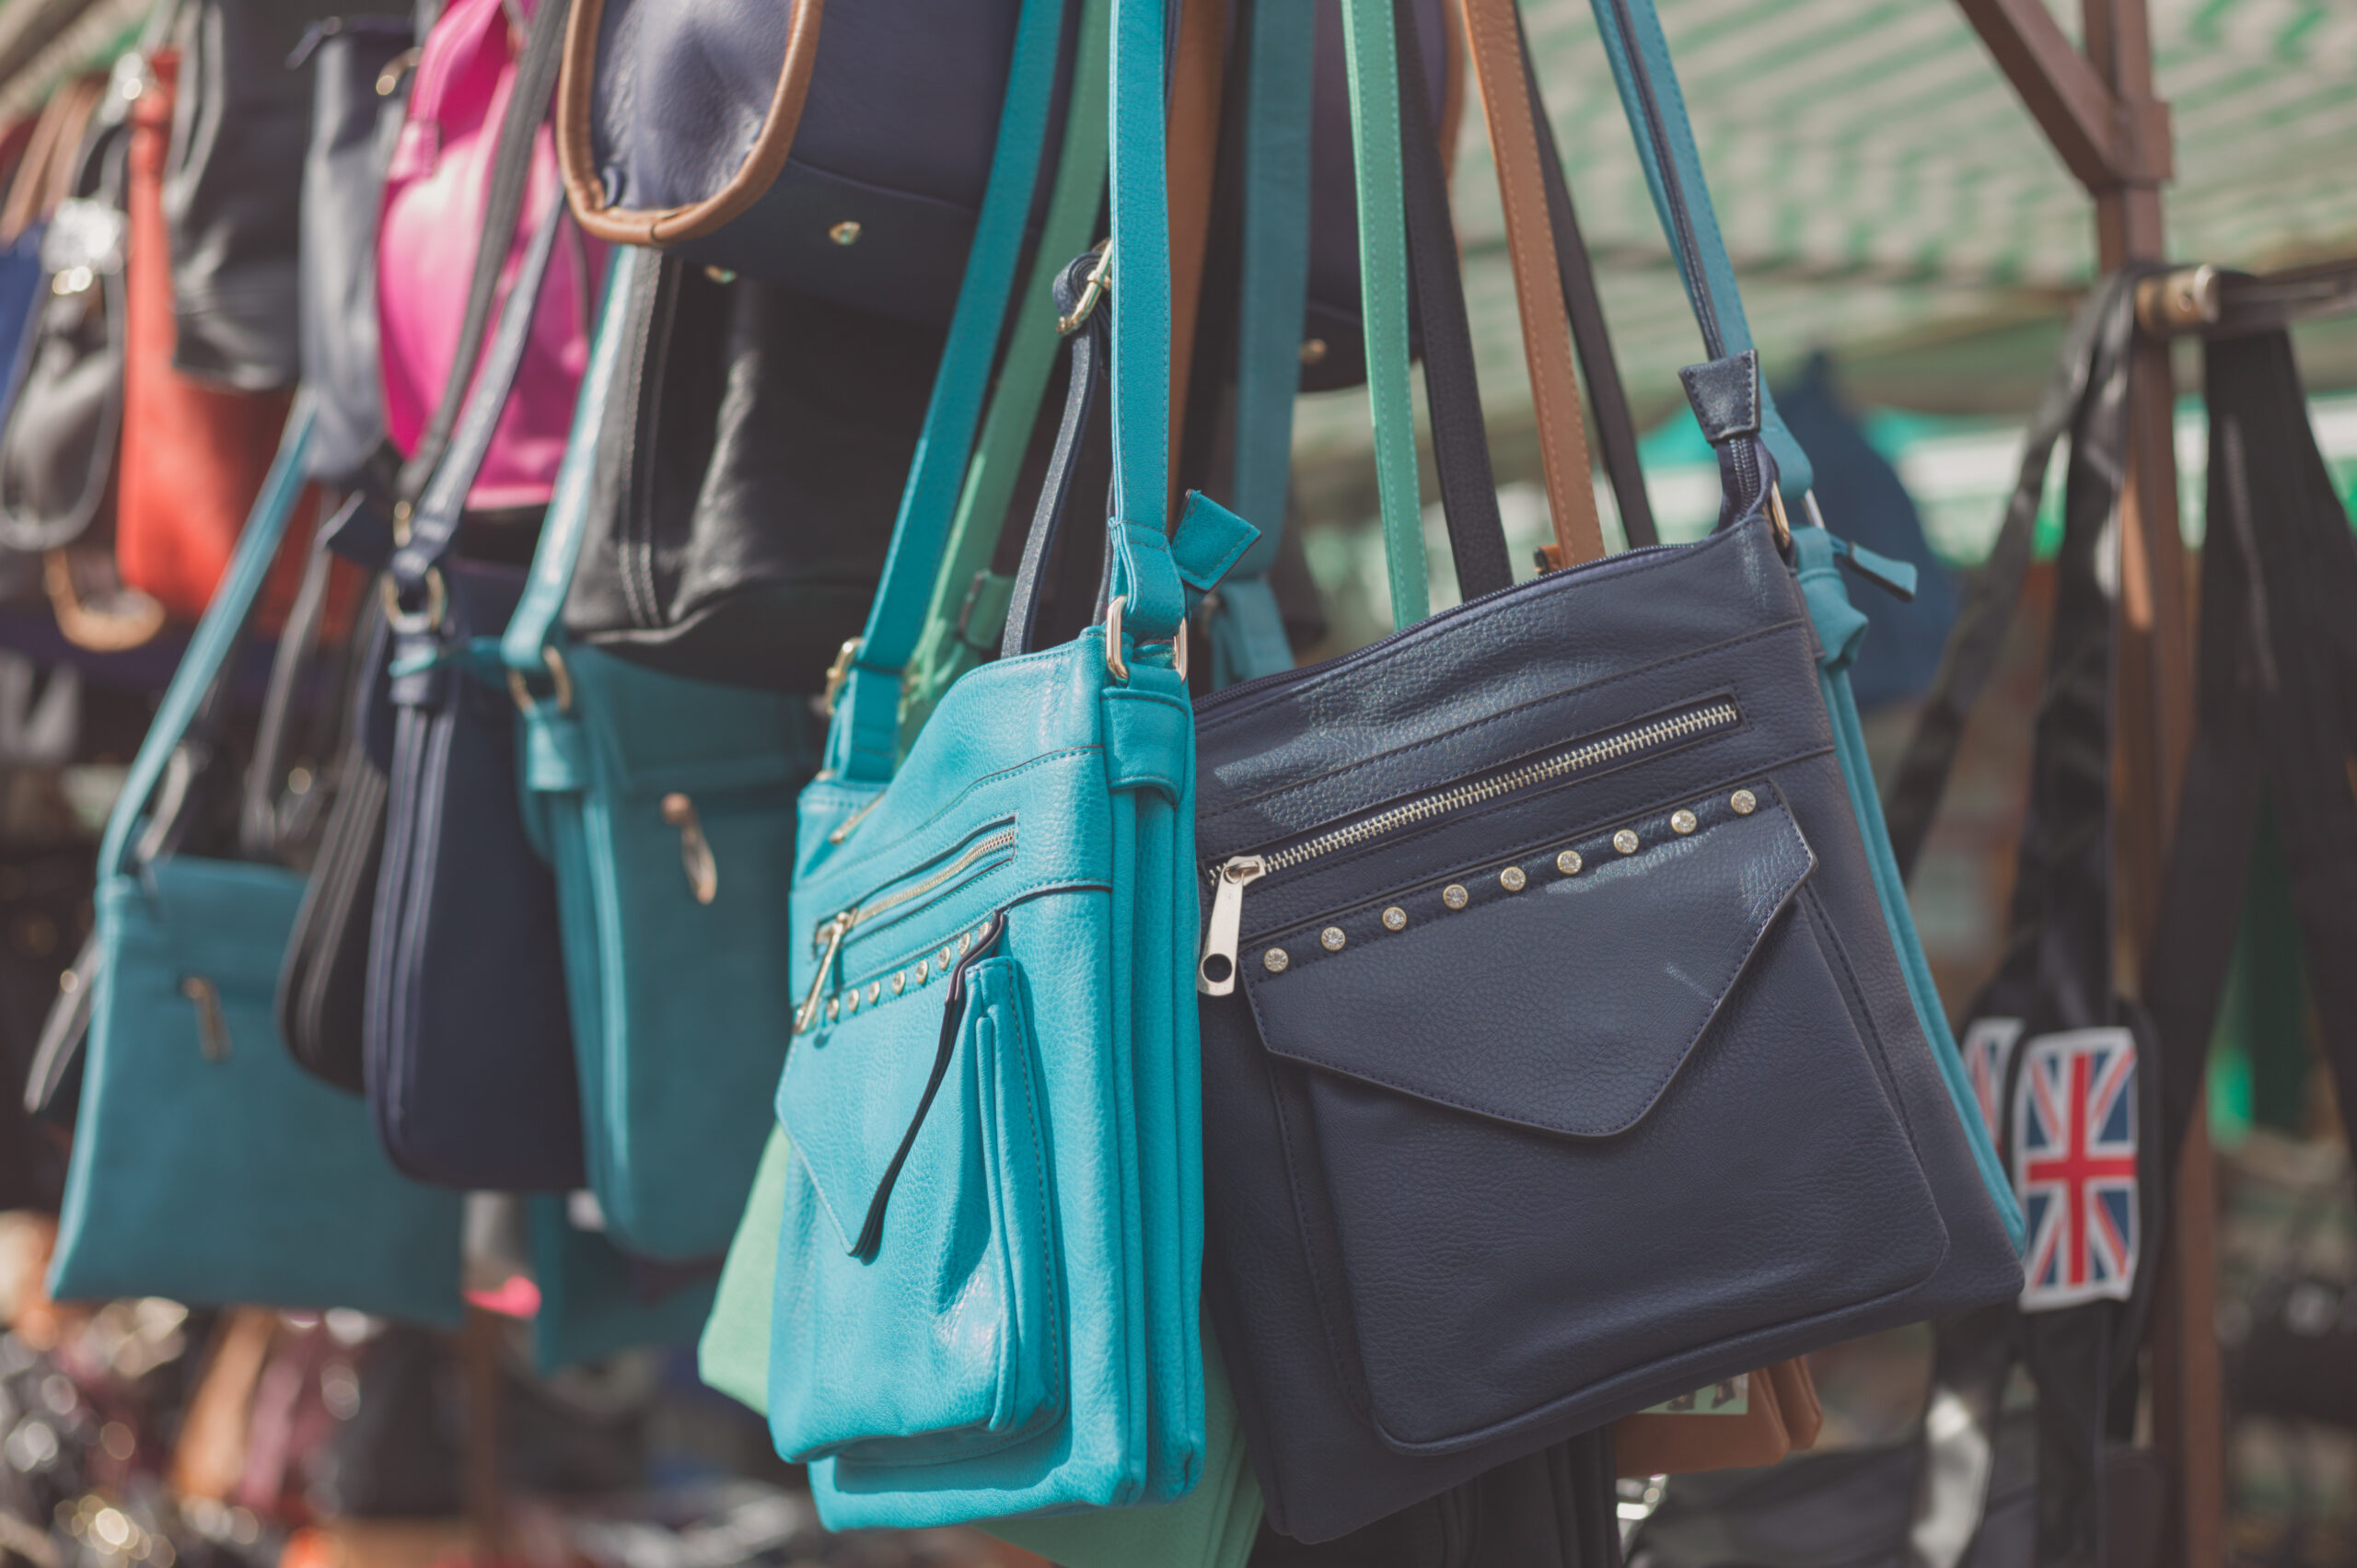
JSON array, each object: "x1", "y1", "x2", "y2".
[
  {"x1": 845, "y1": 990, "x2": 860, "y2": 1015},
  {"x1": 892, "y1": 971, "x2": 906, "y2": 995},
  {"x1": 1557, "y1": 850, "x2": 1584, "y2": 876},
  {"x1": 1382, "y1": 906, "x2": 1408, "y2": 932},
  {"x1": 1500, "y1": 866, "x2": 1527, "y2": 892},
  {"x1": 1731, "y1": 789, "x2": 1758, "y2": 816},
  {"x1": 1263, "y1": 947, "x2": 1291, "y2": 973},
  {"x1": 1442, "y1": 883, "x2": 1469, "y2": 911},
  {"x1": 826, "y1": 998, "x2": 839, "y2": 1022},
  {"x1": 939, "y1": 947, "x2": 955, "y2": 970},
  {"x1": 828, "y1": 220, "x2": 862, "y2": 246},
  {"x1": 1671, "y1": 809, "x2": 1698, "y2": 835},
  {"x1": 958, "y1": 933, "x2": 973, "y2": 957},
  {"x1": 867, "y1": 981, "x2": 882, "y2": 1005},
  {"x1": 1614, "y1": 829, "x2": 1640, "y2": 854},
  {"x1": 913, "y1": 959, "x2": 929, "y2": 986},
  {"x1": 1319, "y1": 926, "x2": 1347, "y2": 952}
]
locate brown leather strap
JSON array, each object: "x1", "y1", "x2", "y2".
[
  {"x1": 0, "y1": 75, "x2": 99, "y2": 245},
  {"x1": 556, "y1": 0, "x2": 824, "y2": 246},
  {"x1": 1164, "y1": 0, "x2": 1228, "y2": 517},
  {"x1": 1457, "y1": 0, "x2": 1602, "y2": 567}
]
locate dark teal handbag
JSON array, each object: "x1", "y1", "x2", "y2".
[
  {"x1": 46, "y1": 401, "x2": 467, "y2": 1326},
  {"x1": 506, "y1": 245, "x2": 819, "y2": 1262}
]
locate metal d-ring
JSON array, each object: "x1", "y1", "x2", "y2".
[
  {"x1": 380, "y1": 567, "x2": 446, "y2": 635},
  {"x1": 1102, "y1": 595, "x2": 1187, "y2": 684},
  {"x1": 505, "y1": 645, "x2": 575, "y2": 714}
]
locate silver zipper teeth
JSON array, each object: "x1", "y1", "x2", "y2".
[
  {"x1": 837, "y1": 829, "x2": 1016, "y2": 941},
  {"x1": 1258, "y1": 702, "x2": 1739, "y2": 877}
]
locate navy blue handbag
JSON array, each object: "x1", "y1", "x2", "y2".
[{"x1": 1190, "y1": 0, "x2": 2022, "y2": 1543}]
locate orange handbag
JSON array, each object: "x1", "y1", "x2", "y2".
[
  {"x1": 116, "y1": 49, "x2": 316, "y2": 627},
  {"x1": 1611, "y1": 1358, "x2": 1825, "y2": 1478}
]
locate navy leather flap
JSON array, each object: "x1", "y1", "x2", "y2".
[{"x1": 1241, "y1": 787, "x2": 1814, "y2": 1139}]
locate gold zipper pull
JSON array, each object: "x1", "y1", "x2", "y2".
[
  {"x1": 1197, "y1": 856, "x2": 1266, "y2": 996},
  {"x1": 181, "y1": 976, "x2": 230, "y2": 1062},
  {"x1": 661, "y1": 793, "x2": 718, "y2": 905},
  {"x1": 796, "y1": 914, "x2": 852, "y2": 1034}
]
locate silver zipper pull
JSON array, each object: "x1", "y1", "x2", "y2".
[
  {"x1": 182, "y1": 976, "x2": 230, "y2": 1062},
  {"x1": 1197, "y1": 856, "x2": 1266, "y2": 996},
  {"x1": 795, "y1": 913, "x2": 852, "y2": 1034},
  {"x1": 661, "y1": 793, "x2": 718, "y2": 905}
]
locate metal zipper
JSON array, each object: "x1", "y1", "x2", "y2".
[
  {"x1": 797, "y1": 828, "x2": 1017, "y2": 1033},
  {"x1": 182, "y1": 976, "x2": 231, "y2": 1062},
  {"x1": 1197, "y1": 700, "x2": 1739, "y2": 994}
]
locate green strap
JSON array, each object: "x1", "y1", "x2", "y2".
[
  {"x1": 1339, "y1": 0, "x2": 1425, "y2": 629},
  {"x1": 899, "y1": 0, "x2": 1112, "y2": 747}
]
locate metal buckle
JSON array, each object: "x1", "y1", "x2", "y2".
[
  {"x1": 821, "y1": 637, "x2": 862, "y2": 715},
  {"x1": 1102, "y1": 595, "x2": 1187, "y2": 685},
  {"x1": 1766, "y1": 487, "x2": 1794, "y2": 551},
  {"x1": 505, "y1": 645, "x2": 574, "y2": 714},
  {"x1": 1058, "y1": 242, "x2": 1113, "y2": 336},
  {"x1": 380, "y1": 567, "x2": 446, "y2": 635}
]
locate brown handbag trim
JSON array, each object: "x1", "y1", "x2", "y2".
[
  {"x1": 1457, "y1": 0, "x2": 1604, "y2": 568},
  {"x1": 1765, "y1": 1354, "x2": 1824, "y2": 1450},
  {"x1": 0, "y1": 75, "x2": 101, "y2": 246},
  {"x1": 555, "y1": 0, "x2": 826, "y2": 248},
  {"x1": 1611, "y1": 1365, "x2": 1793, "y2": 1479}
]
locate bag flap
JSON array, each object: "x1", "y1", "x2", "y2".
[{"x1": 1241, "y1": 786, "x2": 1813, "y2": 1139}]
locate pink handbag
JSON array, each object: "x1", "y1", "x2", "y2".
[{"x1": 377, "y1": 0, "x2": 600, "y2": 511}]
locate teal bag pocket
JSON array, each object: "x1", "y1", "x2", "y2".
[{"x1": 770, "y1": 923, "x2": 1064, "y2": 1465}]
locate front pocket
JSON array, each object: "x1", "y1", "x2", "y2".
[
  {"x1": 1240, "y1": 784, "x2": 1950, "y2": 1452},
  {"x1": 769, "y1": 920, "x2": 1064, "y2": 1464}
]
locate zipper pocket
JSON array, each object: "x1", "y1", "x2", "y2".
[
  {"x1": 1197, "y1": 699, "x2": 1739, "y2": 994},
  {"x1": 798, "y1": 826, "x2": 1017, "y2": 1033}
]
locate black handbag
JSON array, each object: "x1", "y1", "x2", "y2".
[
  {"x1": 159, "y1": 0, "x2": 345, "y2": 390},
  {"x1": 1190, "y1": 0, "x2": 2021, "y2": 1542},
  {"x1": 555, "y1": 254, "x2": 944, "y2": 690}
]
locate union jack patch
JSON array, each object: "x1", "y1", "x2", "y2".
[
  {"x1": 1960, "y1": 1016, "x2": 2024, "y2": 1143},
  {"x1": 2013, "y1": 1027, "x2": 2140, "y2": 1311}
]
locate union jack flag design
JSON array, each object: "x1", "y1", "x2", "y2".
[
  {"x1": 1960, "y1": 1016, "x2": 2024, "y2": 1142},
  {"x1": 2013, "y1": 1027, "x2": 2140, "y2": 1311}
]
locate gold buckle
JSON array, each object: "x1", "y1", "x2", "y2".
[
  {"x1": 1102, "y1": 595, "x2": 1187, "y2": 685},
  {"x1": 1766, "y1": 487, "x2": 1793, "y2": 551},
  {"x1": 821, "y1": 637, "x2": 862, "y2": 715},
  {"x1": 1058, "y1": 241, "x2": 1113, "y2": 336},
  {"x1": 380, "y1": 566, "x2": 446, "y2": 635}
]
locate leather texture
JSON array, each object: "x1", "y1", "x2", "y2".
[
  {"x1": 162, "y1": 0, "x2": 343, "y2": 390},
  {"x1": 46, "y1": 401, "x2": 467, "y2": 1326},
  {"x1": 1194, "y1": 520, "x2": 2024, "y2": 1543},
  {"x1": 120, "y1": 51, "x2": 319, "y2": 627},
  {"x1": 295, "y1": 15, "x2": 412, "y2": 486},
  {"x1": 1458, "y1": 0, "x2": 1599, "y2": 566},
  {"x1": 378, "y1": 0, "x2": 601, "y2": 510},
  {"x1": 557, "y1": 253, "x2": 943, "y2": 691}
]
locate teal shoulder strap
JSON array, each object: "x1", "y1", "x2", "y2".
[
  {"x1": 1340, "y1": 0, "x2": 1427, "y2": 629},
  {"x1": 827, "y1": 0, "x2": 1074, "y2": 783},
  {"x1": 100, "y1": 400, "x2": 315, "y2": 882},
  {"x1": 501, "y1": 247, "x2": 644, "y2": 681},
  {"x1": 900, "y1": 0, "x2": 1113, "y2": 741},
  {"x1": 1209, "y1": 0, "x2": 1315, "y2": 689},
  {"x1": 1585, "y1": 0, "x2": 1813, "y2": 498}
]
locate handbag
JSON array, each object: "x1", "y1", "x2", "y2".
[
  {"x1": 292, "y1": 12, "x2": 414, "y2": 489},
  {"x1": 364, "y1": 178, "x2": 586, "y2": 1190},
  {"x1": 1190, "y1": 0, "x2": 2022, "y2": 1543},
  {"x1": 117, "y1": 46, "x2": 319, "y2": 627},
  {"x1": 160, "y1": 0, "x2": 343, "y2": 392},
  {"x1": 502, "y1": 241, "x2": 819, "y2": 1260},
  {"x1": 378, "y1": 0, "x2": 600, "y2": 514},
  {"x1": 0, "y1": 78, "x2": 106, "y2": 446},
  {"x1": 764, "y1": 0, "x2": 1226, "y2": 1525},
  {"x1": 42, "y1": 397, "x2": 467, "y2": 1325}
]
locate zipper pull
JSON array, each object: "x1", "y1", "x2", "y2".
[
  {"x1": 181, "y1": 976, "x2": 230, "y2": 1062},
  {"x1": 1196, "y1": 856, "x2": 1266, "y2": 996},
  {"x1": 661, "y1": 793, "x2": 718, "y2": 905},
  {"x1": 795, "y1": 913, "x2": 851, "y2": 1035}
]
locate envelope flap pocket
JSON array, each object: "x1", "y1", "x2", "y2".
[
  {"x1": 778, "y1": 980, "x2": 949, "y2": 1260},
  {"x1": 1242, "y1": 791, "x2": 1815, "y2": 1139}
]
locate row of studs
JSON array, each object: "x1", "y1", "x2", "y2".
[
  {"x1": 814, "y1": 921, "x2": 998, "y2": 1028},
  {"x1": 1262, "y1": 787, "x2": 1759, "y2": 975}
]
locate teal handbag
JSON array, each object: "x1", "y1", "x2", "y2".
[
  {"x1": 527, "y1": 1195, "x2": 719, "y2": 1372},
  {"x1": 505, "y1": 246, "x2": 819, "y2": 1262},
  {"x1": 766, "y1": 0, "x2": 1222, "y2": 1527},
  {"x1": 47, "y1": 401, "x2": 467, "y2": 1326}
]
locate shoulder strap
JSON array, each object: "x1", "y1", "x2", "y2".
[
  {"x1": 1164, "y1": 0, "x2": 1229, "y2": 515},
  {"x1": 392, "y1": 0, "x2": 570, "y2": 507},
  {"x1": 822, "y1": 0, "x2": 1072, "y2": 783}
]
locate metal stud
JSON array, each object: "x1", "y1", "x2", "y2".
[
  {"x1": 913, "y1": 959, "x2": 929, "y2": 986},
  {"x1": 826, "y1": 998, "x2": 839, "y2": 1022},
  {"x1": 1671, "y1": 809, "x2": 1698, "y2": 835},
  {"x1": 828, "y1": 220, "x2": 862, "y2": 246},
  {"x1": 1382, "y1": 906, "x2": 1408, "y2": 932},
  {"x1": 1319, "y1": 926, "x2": 1347, "y2": 952},
  {"x1": 845, "y1": 990, "x2": 860, "y2": 1015},
  {"x1": 1500, "y1": 866, "x2": 1527, "y2": 892},
  {"x1": 867, "y1": 981, "x2": 882, "y2": 1005},
  {"x1": 893, "y1": 971, "x2": 907, "y2": 996},
  {"x1": 1614, "y1": 829, "x2": 1640, "y2": 854},
  {"x1": 1557, "y1": 849, "x2": 1584, "y2": 876},
  {"x1": 1263, "y1": 947, "x2": 1291, "y2": 974},
  {"x1": 1442, "y1": 883, "x2": 1470, "y2": 911},
  {"x1": 958, "y1": 932, "x2": 973, "y2": 957},
  {"x1": 938, "y1": 947, "x2": 955, "y2": 970},
  {"x1": 1731, "y1": 789, "x2": 1758, "y2": 816}
]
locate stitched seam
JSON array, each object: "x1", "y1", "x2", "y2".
[
  {"x1": 1246, "y1": 796, "x2": 1810, "y2": 1139},
  {"x1": 805, "y1": 744, "x2": 1100, "y2": 899},
  {"x1": 999, "y1": 969, "x2": 1065, "y2": 1422},
  {"x1": 1798, "y1": 878, "x2": 1927, "y2": 1156},
  {"x1": 1198, "y1": 619, "x2": 1808, "y2": 834}
]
